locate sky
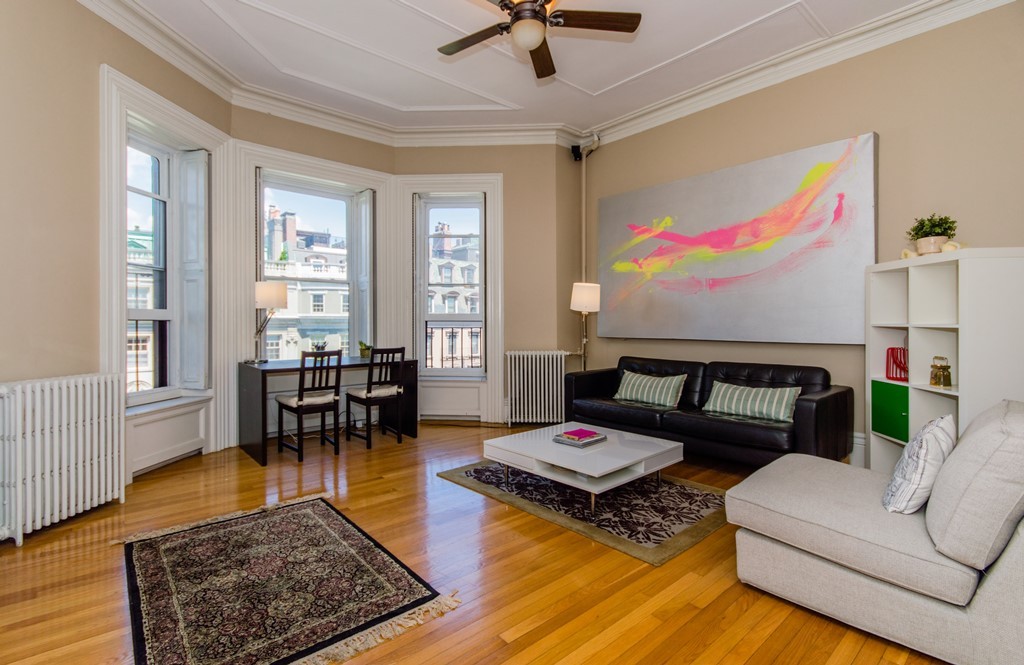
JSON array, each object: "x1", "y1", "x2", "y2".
[{"x1": 264, "y1": 186, "x2": 347, "y2": 237}]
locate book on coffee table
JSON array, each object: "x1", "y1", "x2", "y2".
[{"x1": 553, "y1": 428, "x2": 606, "y2": 447}]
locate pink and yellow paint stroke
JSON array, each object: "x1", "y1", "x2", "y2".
[{"x1": 605, "y1": 136, "x2": 865, "y2": 309}]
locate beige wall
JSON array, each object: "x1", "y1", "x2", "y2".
[
  {"x1": 230, "y1": 108, "x2": 394, "y2": 175},
  {"x1": 584, "y1": 2, "x2": 1024, "y2": 432},
  {"x1": 1, "y1": 0, "x2": 230, "y2": 382}
]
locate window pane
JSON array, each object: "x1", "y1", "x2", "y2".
[
  {"x1": 428, "y1": 208, "x2": 479, "y2": 236},
  {"x1": 127, "y1": 265, "x2": 166, "y2": 309},
  {"x1": 127, "y1": 192, "x2": 166, "y2": 268},
  {"x1": 127, "y1": 145, "x2": 159, "y2": 194},
  {"x1": 126, "y1": 320, "x2": 167, "y2": 393},
  {"x1": 424, "y1": 323, "x2": 483, "y2": 369},
  {"x1": 263, "y1": 184, "x2": 364, "y2": 358},
  {"x1": 420, "y1": 195, "x2": 484, "y2": 374}
]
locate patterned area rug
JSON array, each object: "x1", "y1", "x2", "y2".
[
  {"x1": 124, "y1": 496, "x2": 458, "y2": 664},
  {"x1": 438, "y1": 462, "x2": 726, "y2": 566}
]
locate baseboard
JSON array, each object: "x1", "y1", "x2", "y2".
[{"x1": 849, "y1": 432, "x2": 867, "y2": 468}]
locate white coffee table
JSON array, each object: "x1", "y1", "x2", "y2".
[{"x1": 482, "y1": 422, "x2": 684, "y2": 512}]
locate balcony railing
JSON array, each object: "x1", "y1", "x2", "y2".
[
  {"x1": 425, "y1": 324, "x2": 483, "y2": 369},
  {"x1": 263, "y1": 260, "x2": 347, "y2": 280}
]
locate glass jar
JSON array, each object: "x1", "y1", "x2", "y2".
[{"x1": 930, "y1": 356, "x2": 952, "y2": 388}]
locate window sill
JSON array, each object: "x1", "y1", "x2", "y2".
[
  {"x1": 127, "y1": 393, "x2": 213, "y2": 419},
  {"x1": 419, "y1": 374, "x2": 486, "y2": 383}
]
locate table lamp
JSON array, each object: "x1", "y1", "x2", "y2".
[{"x1": 250, "y1": 281, "x2": 288, "y2": 363}]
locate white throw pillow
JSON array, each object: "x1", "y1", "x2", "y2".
[{"x1": 882, "y1": 414, "x2": 957, "y2": 514}]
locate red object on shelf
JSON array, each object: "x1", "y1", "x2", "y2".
[{"x1": 886, "y1": 347, "x2": 909, "y2": 382}]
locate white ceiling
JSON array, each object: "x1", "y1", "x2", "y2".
[{"x1": 81, "y1": 0, "x2": 1006, "y2": 145}]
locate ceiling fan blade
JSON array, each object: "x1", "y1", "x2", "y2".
[
  {"x1": 549, "y1": 10, "x2": 641, "y2": 33},
  {"x1": 438, "y1": 23, "x2": 506, "y2": 56},
  {"x1": 530, "y1": 39, "x2": 556, "y2": 79}
]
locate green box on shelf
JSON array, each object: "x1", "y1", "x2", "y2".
[{"x1": 871, "y1": 380, "x2": 909, "y2": 443}]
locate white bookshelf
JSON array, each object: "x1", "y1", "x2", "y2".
[{"x1": 865, "y1": 248, "x2": 1024, "y2": 471}]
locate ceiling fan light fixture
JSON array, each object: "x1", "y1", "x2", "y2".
[{"x1": 510, "y1": 18, "x2": 545, "y2": 51}]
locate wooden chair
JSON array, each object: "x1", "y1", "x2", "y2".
[
  {"x1": 346, "y1": 347, "x2": 405, "y2": 449},
  {"x1": 276, "y1": 350, "x2": 342, "y2": 462}
]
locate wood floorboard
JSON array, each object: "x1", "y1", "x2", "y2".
[{"x1": 0, "y1": 423, "x2": 949, "y2": 664}]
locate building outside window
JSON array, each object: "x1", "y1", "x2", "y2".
[
  {"x1": 416, "y1": 193, "x2": 484, "y2": 373},
  {"x1": 266, "y1": 336, "x2": 281, "y2": 360},
  {"x1": 259, "y1": 171, "x2": 373, "y2": 358}
]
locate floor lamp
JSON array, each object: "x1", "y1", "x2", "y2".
[
  {"x1": 570, "y1": 282, "x2": 600, "y2": 371},
  {"x1": 249, "y1": 281, "x2": 288, "y2": 363}
]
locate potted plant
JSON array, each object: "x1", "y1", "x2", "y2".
[
  {"x1": 358, "y1": 341, "x2": 372, "y2": 358},
  {"x1": 907, "y1": 213, "x2": 957, "y2": 255}
]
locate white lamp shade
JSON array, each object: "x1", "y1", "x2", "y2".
[
  {"x1": 511, "y1": 18, "x2": 546, "y2": 51},
  {"x1": 255, "y1": 281, "x2": 288, "y2": 309},
  {"x1": 570, "y1": 282, "x2": 601, "y2": 313}
]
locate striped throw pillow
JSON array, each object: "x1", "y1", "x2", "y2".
[
  {"x1": 703, "y1": 381, "x2": 801, "y2": 422},
  {"x1": 613, "y1": 371, "x2": 686, "y2": 408},
  {"x1": 882, "y1": 414, "x2": 957, "y2": 514}
]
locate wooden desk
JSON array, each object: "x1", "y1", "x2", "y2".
[{"x1": 237, "y1": 357, "x2": 418, "y2": 466}]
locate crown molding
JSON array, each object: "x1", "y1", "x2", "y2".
[
  {"x1": 80, "y1": 0, "x2": 1013, "y2": 150},
  {"x1": 78, "y1": 0, "x2": 237, "y2": 101},
  {"x1": 232, "y1": 86, "x2": 584, "y2": 148},
  {"x1": 594, "y1": 0, "x2": 1016, "y2": 145}
]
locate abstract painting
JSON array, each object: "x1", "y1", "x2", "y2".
[{"x1": 597, "y1": 133, "x2": 876, "y2": 344}]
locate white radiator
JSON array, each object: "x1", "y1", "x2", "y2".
[
  {"x1": 506, "y1": 350, "x2": 570, "y2": 425},
  {"x1": 0, "y1": 373, "x2": 125, "y2": 546}
]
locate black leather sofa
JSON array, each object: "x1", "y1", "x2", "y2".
[{"x1": 564, "y1": 356, "x2": 854, "y2": 467}]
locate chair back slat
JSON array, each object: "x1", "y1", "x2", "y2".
[
  {"x1": 366, "y1": 347, "x2": 405, "y2": 392},
  {"x1": 299, "y1": 350, "x2": 342, "y2": 401}
]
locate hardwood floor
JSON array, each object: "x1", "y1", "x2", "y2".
[{"x1": 0, "y1": 423, "x2": 945, "y2": 664}]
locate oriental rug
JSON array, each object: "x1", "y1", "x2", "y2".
[
  {"x1": 439, "y1": 462, "x2": 726, "y2": 566},
  {"x1": 123, "y1": 496, "x2": 458, "y2": 664}
]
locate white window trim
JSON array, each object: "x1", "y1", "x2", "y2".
[
  {"x1": 391, "y1": 175, "x2": 504, "y2": 422},
  {"x1": 100, "y1": 67, "x2": 228, "y2": 437},
  {"x1": 234, "y1": 144, "x2": 391, "y2": 443}
]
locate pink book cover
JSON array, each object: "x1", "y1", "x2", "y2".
[{"x1": 562, "y1": 428, "x2": 598, "y2": 440}]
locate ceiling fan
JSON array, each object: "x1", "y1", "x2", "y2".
[{"x1": 438, "y1": 0, "x2": 641, "y2": 79}]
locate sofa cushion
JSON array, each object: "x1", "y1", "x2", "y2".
[
  {"x1": 703, "y1": 381, "x2": 800, "y2": 422},
  {"x1": 571, "y1": 398, "x2": 668, "y2": 429},
  {"x1": 882, "y1": 414, "x2": 958, "y2": 514},
  {"x1": 726, "y1": 454, "x2": 979, "y2": 606},
  {"x1": 663, "y1": 409, "x2": 795, "y2": 452},
  {"x1": 703, "y1": 361, "x2": 830, "y2": 402},
  {"x1": 617, "y1": 357, "x2": 706, "y2": 410},
  {"x1": 614, "y1": 370, "x2": 686, "y2": 408},
  {"x1": 926, "y1": 400, "x2": 1024, "y2": 569}
]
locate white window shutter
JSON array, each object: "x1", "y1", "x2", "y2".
[{"x1": 179, "y1": 149, "x2": 209, "y2": 389}]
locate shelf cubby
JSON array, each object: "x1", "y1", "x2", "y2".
[{"x1": 865, "y1": 248, "x2": 1024, "y2": 471}]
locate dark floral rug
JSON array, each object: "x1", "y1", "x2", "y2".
[
  {"x1": 438, "y1": 462, "x2": 726, "y2": 566},
  {"x1": 123, "y1": 496, "x2": 457, "y2": 664}
]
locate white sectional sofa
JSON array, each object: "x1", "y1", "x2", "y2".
[{"x1": 725, "y1": 400, "x2": 1024, "y2": 664}]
